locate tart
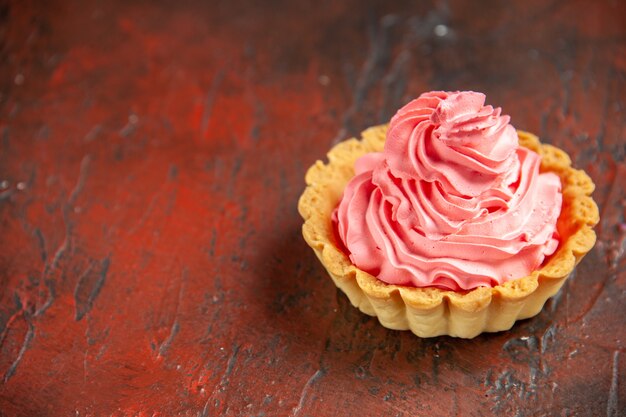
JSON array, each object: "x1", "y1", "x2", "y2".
[{"x1": 298, "y1": 91, "x2": 598, "y2": 338}]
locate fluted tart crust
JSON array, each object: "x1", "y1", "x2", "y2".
[{"x1": 298, "y1": 126, "x2": 599, "y2": 338}]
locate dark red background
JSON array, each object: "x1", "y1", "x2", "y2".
[{"x1": 1, "y1": 0, "x2": 625, "y2": 415}]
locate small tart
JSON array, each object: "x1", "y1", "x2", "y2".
[{"x1": 298, "y1": 126, "x2": 598, "y2": 338}]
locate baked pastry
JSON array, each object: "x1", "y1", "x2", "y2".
[{"x1": 298, "y1": 91, "x2": 598, "y2": 338}]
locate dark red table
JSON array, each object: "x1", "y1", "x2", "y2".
[{"x1": 1, "y1": 1, "x2": 625, "y2": 415}]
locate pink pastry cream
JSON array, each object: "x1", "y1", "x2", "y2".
[{"x1": 332, "y1": 91, "x2": 563, "y2": 291}]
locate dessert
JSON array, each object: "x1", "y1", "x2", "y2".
[{"x1": 298, "y1": 91, "x2": 599, "y2": 338}]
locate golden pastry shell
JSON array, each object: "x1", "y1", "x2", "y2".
[{"x1": 298, "y1": 126, "x2": 599, "y2": 338}]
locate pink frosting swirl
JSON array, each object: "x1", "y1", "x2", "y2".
[{"x1": 333, "y1": 91, "x2": 562, "y2": 290}]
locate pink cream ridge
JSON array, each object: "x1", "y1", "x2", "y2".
[{"x1": 332, "y1": 91, "x2": 563, "y2": 291}]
